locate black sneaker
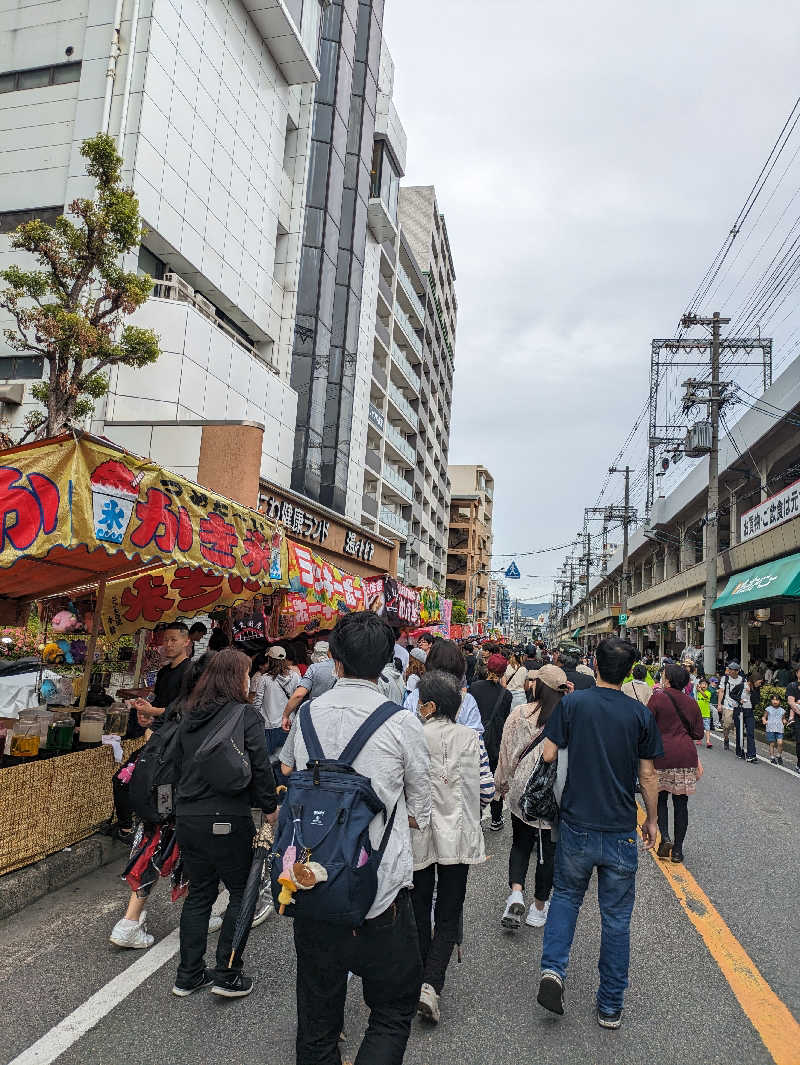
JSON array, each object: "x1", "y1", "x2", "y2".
[
  {"x1": 746, "y1": 756, "x2": 757, "y2": 764},
  {"x1": 777, "y1": 757, "x2": 784, "y2": 766},
  {"x1": 172, "y1": 969, "x2": 214, "y2": 997},
  {"x1": 770, "y1": 757, "x2": 777, "y2": 764},
  {"x1": 489, "y1": 818, "x2": 504, "y2": 832},
  {"x1": 656, "y1": 840, "x2": 672, "y2": 859},
  {"x1": 597, "y1": 1006, "x2": 623, "y2": 1029},
  {"x1": 723, "y1": 741, "x2": 730, "y2": 750},
  {"x1": 670, "y1": 846, "x2": 683, "y2": 863},
  {"x1": 537, "y1": 970, "x2": 565, "y2": 1015},
  {"x1": 211, "y1": 971, "x2": 254, "y2": 998}
]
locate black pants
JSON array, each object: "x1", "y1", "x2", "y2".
[
  {"x1": 508, "y1": 814, "x2": 556, "y2": 900},
  {"x1": 175, "y1": 814, "x2": 255, "y2": 982},
  {"x1": 734, "y1": 709, "x2": 756, "y2": 759},
  {"x1": 490, "y1": 796, "x2": 504, "y2": 823},
  {"x1": 294, "y1": 889, "x2": 422, "y2": 1065},
  {"x1": 411, "y1": 863, "x2": 469, "y2": 994},
  {"x1": 657, "y1": 792, "x2": 689, "y2": 849}
]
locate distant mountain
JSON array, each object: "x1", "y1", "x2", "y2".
[{"x1": 518, "y1": 601, "x2": 550, "y2": 618}]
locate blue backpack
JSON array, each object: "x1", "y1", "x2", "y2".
[{"x1": 270, "y1": 700, "x2": 402, "y2": 926}]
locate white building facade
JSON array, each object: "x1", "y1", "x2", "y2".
[{"x1": 1, "y1": 0, "x2": 324, "y2": 487}]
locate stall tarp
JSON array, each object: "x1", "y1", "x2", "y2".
[
  {"x1": 277, "y1": 593, "x2": 341, "y2": 639},
  {"x1": 101, "y1": 565, "x2": 282, "y2": 637},
  {"x1": 363, "y1": 576, "x2": 421, "y2": 627},
  {"x1": 435, "y1": 598, "x2": 452, "y2": 638},
  {"x1": 287, "y1": 541, "x2": 366, "y2": 612},
  {"x1": 418, "y1": 587, "x2": 441, "y2": 625},
  {"x1": 0, "y1": 434, "x2": 288, "y2": 602}
]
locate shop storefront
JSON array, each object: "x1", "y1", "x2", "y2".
[{"x1": 713, "y1": 550, "x2": 800, "y2": 669}]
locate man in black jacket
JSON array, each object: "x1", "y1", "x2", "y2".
[{"x1": 561, "y1": 655, "x2": 595, "y2": 691}]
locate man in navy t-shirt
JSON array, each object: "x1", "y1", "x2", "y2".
[{"x1": 536, "y1": 637, "x2": 663, "y2": 1030}]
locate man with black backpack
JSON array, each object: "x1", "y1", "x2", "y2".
[{"x1": 279, "y1": 611, "x2": 431, "y2": 1065}]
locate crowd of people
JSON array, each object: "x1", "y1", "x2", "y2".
[{"x1": 106, "y1": 615, "x2": 798, "y2": 1063}]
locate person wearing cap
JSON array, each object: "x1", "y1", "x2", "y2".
[
  {"x1": 404, "y1": 646, "x2": 427, "y2": 695},
  {"x1": 281, "y1": 640, "x2": 337, "y2": 732},
  {"x1": 257, "y1": 645, "x2": 300, "y2": 756},
  {"x1": 495, "y1": 664, "x2": 569, "y2": 930},
  {"x1": 716, "y1": 661, "x2": 745, "y2": 754},
  {"x1": 470, "y1": 653, "x2": 513, "y2": 830}
]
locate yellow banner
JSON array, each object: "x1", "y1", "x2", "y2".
[{"x1": 0, "y1": 434, "x2": 288, "y2": 586}]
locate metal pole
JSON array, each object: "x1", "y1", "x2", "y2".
[
  {"x1": 583, "y1": 532, "x2": 591, "y2": 654},
  {"x1": 79, "y1": 579, "x2": 107, "y2": 711},
  {"x1": 703, "y1": 312, "x2": 722, "y2": 678}
]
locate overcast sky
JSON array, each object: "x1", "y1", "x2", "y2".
[{"x1": 384, "y1": 0, "x2": 800, "y2": 601}]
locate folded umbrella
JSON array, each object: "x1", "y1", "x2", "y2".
[{"x1": 227, "y1": 820, "x2": 275, "y2": 969}]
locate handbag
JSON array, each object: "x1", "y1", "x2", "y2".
[
  {"x1": 662, "y1": 688, "x2": 699, "y2": 741},
  {"x1": 193, "y1": 701, "x2": 252, "y2": 795},
  {"x1": 519, "y1": 754, "x2": 559, "y2": 823}
]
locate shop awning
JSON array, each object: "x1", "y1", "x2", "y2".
[
  {"x1": 713, "y1": 551, "x2": 800, "y2": 611},
  {"x1": 585, "y1": 618, "x2": 615, "y2": 636},
  {"x1": 626, "y1": 592, "x2": 704, "y2": 629}
]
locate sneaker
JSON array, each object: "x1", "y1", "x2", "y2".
[
  {"x1": 251, "y1": 899, "x2": 274, "y2": 928},
  {"x1": 208, "y1": 912, "x2": 224, "y2": 934},
  {"x1": 597, "y1": 1006, "x2": 623, "y2": 1029},
  {"x1": 211, "y1": 971, "x2": 254, "y2": 998},
  {"x1": 746, "y1": 756, "x2": 758, "y2": 763},
  {"x1": 670, "y1": 846, "x2": 683, "y2": 863},
  {"x1": 537, "y1": 970, "x2": 565, "y2": 1015},
  {"x1": 417, "y1": 982, "x2": 440, "y2": 1024},
  {"x1": 525, "y1": 900, "x2": 549, "y2": 928},
  {"x1": 656, "y1": 840, "x2": 672, "y2": 859},
  {"x1": 723, "y1": 740, "x2": 730, "y2": 750},
  {"x1": 109, "y1": 912, "x2": 154, "y2": 950},
  {"x1": 795, "y1": 765, "x2": 800, "y2": 774},
  {"x1": 172, "y1": 969, "x2": 214, "y2": 997},
  {"x1": 501, "y1": 890, "x2": 525, "y2": 930},
  {"x1": 770, "y1": 757, "x2": 778, "y2": 765},
  {"x1": 489, "y1": 818, "x2": 504, "y2": 832},
  {"x1": 706, "y1": 742, "x2": 713, "y2": 748},
  {"x1": 777, "y1": 757, "x2": 784, "y2": 766}
]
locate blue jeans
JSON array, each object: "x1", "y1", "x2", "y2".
[{"x1": 540, "y1": 819, "x2": 638, "y2": 1013}]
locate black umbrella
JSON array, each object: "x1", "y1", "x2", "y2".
[{"x1": 227, "y1": 819, "x2": 275, "y2": 969}]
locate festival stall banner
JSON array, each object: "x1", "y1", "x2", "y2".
[
  {"x1": 277, "y1": 592, "x2": 342, "y2": 640},
  {"x1": 435, "y1": 598, "x2": 452, "y2": 638},
  {"x1": 0, "y1": 435, "x2": 288, "y2": 584},
  {"x1": 287, "y1": 541, "x2": 365, "y2": 613},
  {"x1": 361, "y1": 576, "x2": 420, "y2": 627},
  {"x1": 418, "y1": 587, "x2": 441, "y2": 625},
  {"x1": 101, "y1": 565, "x2": 282, "y2": 638}
]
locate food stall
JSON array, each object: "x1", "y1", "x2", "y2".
[{"x1": 0, "y1": 431, "x2": 287, "y2": 876}]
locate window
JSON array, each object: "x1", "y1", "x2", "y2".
[
  {"x1": 369, "y1": 141, "x2": 399, "y2": 223},
  {"x1": 0, "y1": 206, "x2": 61, "y2": 234},
  {"x1": 0, "y1": 356, "x2": 44, "y2": 380},
  {"x1": 0, "y1": 62, "x2": 81, "y2": 93}
]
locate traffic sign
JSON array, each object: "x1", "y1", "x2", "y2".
[
  {"x1": 505, "y1": 561, "x2": 521, "y2": 579},
  {"x1": 619, "y1": 613, "x2": 628, "y2": 625}
]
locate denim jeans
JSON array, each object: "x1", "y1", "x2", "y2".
[{"x1": 540, "y1": 818, "x2": 638, "y2": 1013}]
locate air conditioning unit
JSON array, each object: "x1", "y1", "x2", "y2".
[
  {"x1": 194, "y1": 293, "x2": 215, "y2": 317},
  {"x1": 163, "y1": 272, "x2": 193, "y2": 301},
  {"x1": 684, "y1": 421, "x2": 712, "y2": 457}
]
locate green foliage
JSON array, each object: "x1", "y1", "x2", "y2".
[
  {"x1": 759, "y1": 684, "x2": 787, "y2": 711},
  {"x1": 0, "y1": 133, "x2": 160, "y2": 439},
  {"x1": 451, "y1": 599, "x2": 467, "y2": 624}
]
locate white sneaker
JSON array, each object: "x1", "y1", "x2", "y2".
[
  {"x1": 109, "y1": 911, "x2": 154, "y2": 949},
  {"x1": 417, "y1": 982, "x2": 440, "y2": 1024},
  {"x1": 252, "y1": 899, "x2": 274, "y2": 928},
  {"x1": 525, "y1": 900, "x2": 550, "y2": 928},
  {"x1": 501, "y1": 890, "x2": 525, "y2": 930},
  {"x1": 208, "y1": 912, "x2": 224, "y2": 934}
]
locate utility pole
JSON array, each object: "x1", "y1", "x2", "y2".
[
  {"x1": 681, "y1": 311, "x2": 730, "y2": 677},
  {"x1": 583, "y1": 531, "x2": 591, "y2": 653},
  {"x1": 609, "y1": 465, "x2": 632, "y2": 639}
]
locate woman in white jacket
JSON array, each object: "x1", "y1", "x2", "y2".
[{"x1": 411, "y1": 670, "x2": 494, "y2": 1026}]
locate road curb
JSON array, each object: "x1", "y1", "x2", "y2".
[{"x1": 0, "y1": 834, "x2": 126, "y2": 922}]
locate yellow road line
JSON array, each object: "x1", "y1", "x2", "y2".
[{"x1": 637, "y1": 805, "x2": 800, "y2": 1065}]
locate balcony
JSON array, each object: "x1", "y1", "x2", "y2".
[
  {"x1": 397, "y1": 261, "x2": 425, "y2": 323},
  {"x1": 387, "y1": 381, "x2": 418, "y2": 429},
  {"x1": 368, "y1": 196, "x2": 397, "y2": 243},
  {"x1": 391, "y1": 341, "x2": 421, "y2": 392},
  {"x1": 371, "y1": 360, "x2": 387, "y2": 392},
  {"x1": 375, "y1": 317, "x2": 391, "y2": 351},
  {"x1": 362, "y1": 492, "x2": 378, "y2": 518},
  {"x1": 365, "y1": 447, "x2": 381, "y2": 475},
  {"x1": 383, "y1": 463, "x2": 413, "y2": 502},
  {"x1": 243, "y1": 0, "x2": 320, "y2": 85},
  {"x1": 380, "y1": 505, "x2": 410, "y2": 537},
  {"x1": 385, "y1": 422, "x2": 415, "y2": 464},
  {"x1": 393, "y1": 303, "x2": 423, "y2": 359},
  {"x1": 378, "y1": 273, "x2": 394, "y2": 308}
]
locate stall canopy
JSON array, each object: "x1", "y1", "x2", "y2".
[
  {"x1": 626, "y1": 592, "x2": 704, "y2": 629},
  {"x1": 713, "y1": 551, "x2": 800, "y2": 611},
  {"x1": 0, "y1": 432, "x2": 287, "y2": 610}
]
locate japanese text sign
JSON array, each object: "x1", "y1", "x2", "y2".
[{"x1": 740, "y1": 478, "x2": 800, "y2": 542}]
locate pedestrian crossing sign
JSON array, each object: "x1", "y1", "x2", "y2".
[{"x1": 505, "y1": 562, "x2": 521, "y2": 579}]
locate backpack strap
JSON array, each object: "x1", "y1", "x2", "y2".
[
  {"x1": 339, "y1": 701, "x2": 403, "y2": 765},
  {"x1": 298, "y1": 700, "x2": 325, "y2": 762}
]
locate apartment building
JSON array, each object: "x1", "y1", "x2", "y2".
[
  {"x1": 558, "y1": 357, "x2": 800, "y2": 670},
  {"x1": 0, "y1": 0, "x2": 324, "y2": 491},
  {"x1": 446, "y1": 464, "x2": 494, "y2": 621}
]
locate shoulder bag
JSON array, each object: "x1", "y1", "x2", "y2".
[{"x1": 193, "y1": 701, "x2": 252, "y2": 795}]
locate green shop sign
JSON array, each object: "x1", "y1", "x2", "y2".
[{"x1": 712, "y1": 550, "x2": 800, "y2": 611}]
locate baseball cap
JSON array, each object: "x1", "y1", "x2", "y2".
[
  {"x1": 410, "y1": 647, "x2": 427, "y2": 663},
  {"x1": 530, "y1": 664, "x2": 568, "y2": 691},
  {"x1": 267, "y1": 645, "x2": 287, "y2": 660},
  {"x1": 314, "y1": 640, "x2": 329, "y2": 654},
  {"x1": 727, "y1": 660, "x2": 740, "y2": 671}
]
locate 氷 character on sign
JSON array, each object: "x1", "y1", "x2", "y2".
[
  {"x1": 90, "y1": 460, "x2": 144, "y2": 544},
  {"x1": 0, "y1": 466, "x2": 59, "y2": 552},
  {"x1": 129, "y1": 488, "x2": 193, "y2": 554}
]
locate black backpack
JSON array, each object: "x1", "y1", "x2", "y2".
[
  {"x1": 519, "y1": 755, "x2": 559, "y2": 823},
  {"x1": 128, "y1": 717, "x2": 183, "y2": 823},
  {"x1": 193, "y1": 702, "x2": 252, "y2": 795}
]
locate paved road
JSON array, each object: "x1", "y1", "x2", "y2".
[{"x1": 1, "y1": 732, "x2": 797, "y2": 1065}]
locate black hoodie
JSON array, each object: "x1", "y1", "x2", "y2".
[{"x1": 176, "y1": 700, "x2": 277, "y2": 818}]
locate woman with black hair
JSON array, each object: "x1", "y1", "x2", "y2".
[
  {"x1": 647, "y1": 662, "x2": 704, "y2": 864},
  {"x1": 494, "y1": 664, "x2": 569, "y2": 931},
  {"x1": 403, "y1": 638, "x2": 484, "y2": 734}
]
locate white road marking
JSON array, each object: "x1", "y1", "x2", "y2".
[
  {"x1": 709, "y1": 729, "x2": 799, "y2": 778},
  {"x1": 6, "y1": 930, "x2": 180, "y2": 1065}
]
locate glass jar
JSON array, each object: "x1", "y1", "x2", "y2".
[
  {"x1": 35, "y1": 709, "x2": 54, "y2": 745},
  {"x1": 78, "y1": 707, "x2": 105, "y2": 744},
  {"x1": 104, "y1": 702, "x2": 129, "y2": 737},
  {"x1": 9, "y1": 710, "x2": 41, "y2": 757},
  {"x1": 46, "y1": 712, "x2": 75, "y2": 752}
]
